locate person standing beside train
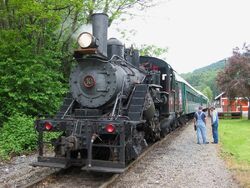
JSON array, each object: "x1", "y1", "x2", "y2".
[
  {"x1": 194, "y1": 106, "x2": 209, "y2": 144},
  {"x1": 210, "y1": 107, "x2": 219, "y2": 144}
]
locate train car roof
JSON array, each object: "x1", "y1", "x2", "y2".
[
  {"x1": 175, "y1": 72, "x2": 209, "y2": 100},
  {"x1": 140, "y1": 56, "x2": 172, "y2": 69}
]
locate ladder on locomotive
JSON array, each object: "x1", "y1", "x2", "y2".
[
  {"x1": 54, "y1": 93, "x2": 75, "y2": 119},
  {"x1": 127, "y1": 84, "x2": 149, "y2": 121}
]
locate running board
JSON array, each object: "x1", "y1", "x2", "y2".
[
  {"x1": 82, "y1": 166, "x2": 125, "y2": 173},
  {"x1": 31, "y1": 161, "x2": 68, "y2": 168},
  {"x1": 31, "y1": 156, "x2": 87, "y2": 169}
]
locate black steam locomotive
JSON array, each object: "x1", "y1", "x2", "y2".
[{"x1": 33, "y1": 13, "x2": 208, "y2": 173}]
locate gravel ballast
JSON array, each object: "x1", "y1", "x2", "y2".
[
  {"x1": 109, "y1": 121, "x2": 239, "y2": 188},
  {"x1": 0, "y1": 154, "x2": 58, "y2": 187}
]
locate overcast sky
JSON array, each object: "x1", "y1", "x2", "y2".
[{"x1": 109, "y1": 0, "x2": 250, "y2": 73}]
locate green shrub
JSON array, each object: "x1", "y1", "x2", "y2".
[
  {"x1": 0, "y1": 113, "x2": 37, "y2": 160},
  {"x1": 0, "y1": 58, "x2": 67, "y2": 125}
]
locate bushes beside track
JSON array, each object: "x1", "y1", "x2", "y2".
[
  {"x1": 0, "y1": 113, "x2": 61, "y2": 160},
  {"x1": 0, "y1": 114, "x2": 37, "y2": 160}
]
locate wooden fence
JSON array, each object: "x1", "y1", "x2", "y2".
[{"x1": 218, "y1": 112, "x2": 242, "y2": 119}]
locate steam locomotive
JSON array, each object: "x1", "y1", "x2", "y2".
[{"x1": 33, "y1": 13, "x2": 208, "y2": 173}]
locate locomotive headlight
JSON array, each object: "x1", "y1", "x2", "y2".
[{"x1": 77, "y1": 32, "x2": 94, "y2": 48}]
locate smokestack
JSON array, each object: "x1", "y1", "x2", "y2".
[{"x1": 92, "y1": 13, "x2": 108, "y2": 58}]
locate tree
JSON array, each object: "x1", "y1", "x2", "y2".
[
  {"x1": 139, "y1": 44, "x2": 168, "y2": 58},
  {"x1": 0, "y1": 0, "x2": 68, "y2": 125},
  {"x1": 216, "y1": 46, "x2": 250, "y2": 119},
  {"x1": 202, "y1": 86, "x2": 213, "y2": 102}
]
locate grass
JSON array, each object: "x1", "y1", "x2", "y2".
[{"x1": 219, "y1": 118, "x2": 250, "y2": 188}]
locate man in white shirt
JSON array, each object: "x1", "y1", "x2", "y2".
[{"x1": 210, "y1": 107, "x2": 219, "y2": 144}]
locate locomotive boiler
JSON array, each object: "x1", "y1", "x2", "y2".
[{"x1": 33, "y1": 13, "x2": 208, "y2": 173}]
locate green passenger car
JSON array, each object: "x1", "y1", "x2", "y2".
[{"x1": 175, "y1": 73, "x2": 209, "y2": 115}]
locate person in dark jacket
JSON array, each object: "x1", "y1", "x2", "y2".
[{"x1": 194, "y1": 106, "x2": 209, "y2": 144}]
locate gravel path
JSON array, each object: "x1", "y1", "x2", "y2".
[{"x1": 109, "y1": 121, "x2": 239, "y2": 188}]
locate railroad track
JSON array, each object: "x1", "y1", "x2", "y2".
[{"x1": 22, "y1": 125, "x2": 185, "y2": 188}]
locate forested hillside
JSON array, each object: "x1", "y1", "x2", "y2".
[{"x1": 180, "y1": 59, "x2": 227, "y2": 101}]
